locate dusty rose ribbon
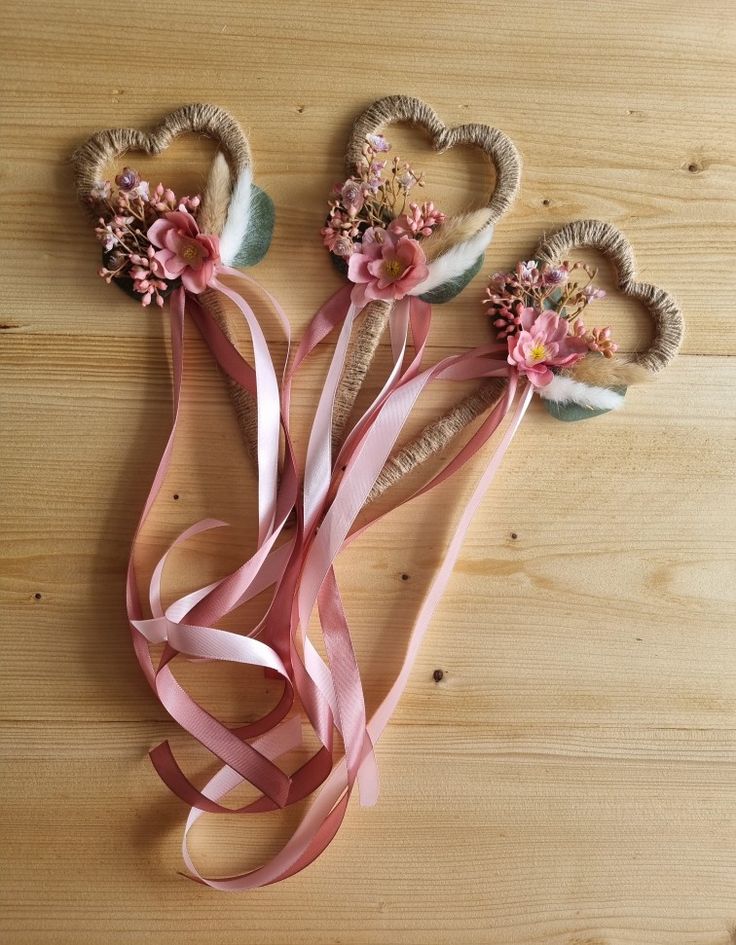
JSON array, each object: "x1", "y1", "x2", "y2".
[{"x1": 127, "y1": 271, "x2": 532, "y2": 888}]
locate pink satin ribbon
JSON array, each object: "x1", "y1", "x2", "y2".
[{"x1": 126, "y1": 273, "x2": 531, "y2": 888}]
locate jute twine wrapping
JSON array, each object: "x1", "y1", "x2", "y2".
[
  {"x1": 331, "y1": 95, "x2": 522, "y2": 455},
  {"x1": 72, "y1": 103, "x2": 259, "y2": 464},
  {"x1": 534, "y1": 220, "x2": 683, "y2": 376},
  {"x1": 365, "y1": 219, "x2": 684, "y2": 504}
]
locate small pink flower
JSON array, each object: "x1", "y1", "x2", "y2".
[
  {"x1": 361, "y1": 226, "x2": 387, "y2": 246},
  {"x1": 340, "y1": 179, "x2": 364, "y2": 214},
  {"x1": 507, "y1": 309, "x2": 585, "y2": 387},
  {"x1": 347, "y1": 230, "x2": 429, "y2": 305},
  {"x1": 517, "y1": 260, "x2": 540, "y2": 285},
  {"x1": 367, "y1": 134, "x2": 390, "y2": 152},
  {"x1": 147, "y1": 210, "x2": 220, "y2": 294},
  {"x1": 584, "y1": 285, "x2": 606, "y2": 302},
  {"x1": 542, "y1": 264, "x2": 569, "y2": 286}
]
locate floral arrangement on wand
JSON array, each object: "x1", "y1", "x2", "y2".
[
  {"x1": 90, "y1": 167, "x2": 219, "y2": 306},
  {"x1": 322, "y1": 132, "x2": 444, "y2": 301},
  {"x1": 366, "y1": 258, "x2": 621, "y2": 504},
  {"x1": 485, "y1": 258, "x2": 617, "y2": 387}
]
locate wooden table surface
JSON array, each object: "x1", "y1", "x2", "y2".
[{"x1": 1, "y1": 1, "x2": 735, "y2": 942}]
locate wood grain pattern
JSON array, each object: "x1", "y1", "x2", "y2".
[{"x1": 1, "y1": 1, "x2": 735, "y2": 943}]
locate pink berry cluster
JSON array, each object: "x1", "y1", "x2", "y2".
[{"x1": 484, "y1": 259, "x2": 618, "y2": 359}]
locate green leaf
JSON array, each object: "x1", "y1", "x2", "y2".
[
  {"x1": 544, "y1": 386, "x2": 627, "y2": 422},
  {"x1": 418, "y1": 253, "x2": 485, "y2": 304},
  {"x1": 231, "y1": 184, "x2": 275, "y2": 268},
  {"x1": 543, "y1": 288, "x2": 563, "y2": 310}
]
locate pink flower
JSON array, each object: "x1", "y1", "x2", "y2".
[
  {"x1": 587, "y1": 325, "x2": 618, "y2": 358},
  {"x1": 347, "y1": 230, "x2": 429, "y2": 305},
  {"x1": 507, "y1": 309, "x2": 585, "y2": 387},
  {"x1": 361, "y1": 226, "x2": 387, "y2": 246},
  {"x1": 367, "y1": 134, "x2": 390, "y2": 152},
  {"x1": 516, "y1": 260, "x2": 540, "y2": 285},
  {"x1": 583, "y1": 285, "x2": 606, "y2": 302},
  {"x1": 340, "y1": 179, "x2": 364, "y2": 215},
  {"x1": 147, "y1": 210, "x2": 220, "y2": 294},
  {"x1": 542, "y1": 264, "x2": 569, "y2": 286}
]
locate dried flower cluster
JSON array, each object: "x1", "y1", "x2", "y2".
[
  {"x1": 322, "y1": 135, "x2": 447, "y2": 305},
  {"x1": 88, "y1": 167, "x2": 218, "y2": 306},
  {"x1": 483, "y1": 259, "x2": 619, "y2": 388},
  {"x1": 321, "y1": 134, "x2": 445, "y2": 261}
]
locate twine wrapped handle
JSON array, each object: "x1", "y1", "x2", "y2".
[
  {"x1": 331, "y1": 95, "x2": 522, "y2": 453},
  {"x1": 366, "y1": 219, "x2": 684, "y2": 503},
  {"x1": 72, "y1": 103, "x2": 260, "y2": 465}
]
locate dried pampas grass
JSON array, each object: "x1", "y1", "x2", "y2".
[
  {"x1": 198, "y1": 151, "x2": 232, "y2": 236},
  {"x1": 566, "y1": 355, "x2": 652, "y2": 387},
  {"x1": 421, "y1": 208, "x2": 494, "y2": 261}
]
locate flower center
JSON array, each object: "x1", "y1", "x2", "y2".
[
  {"x1": 181, "y1": 242, "x2": 201, "y2": 262},
  {"x1": 529, "y1": 342, "x2": 547, "y2": 363},
  {"x1": 383, "y1": 258, "x2": 405, "y2": 279}
]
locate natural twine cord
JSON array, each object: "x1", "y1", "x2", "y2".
[
  {"x1": 72, "y1": 103, "x2": 252, "y2": 201},
  {"x1": 72, "y1": 104, "x2": 259, "y2": 466},
  {"x1": 331, "y1": 95, "x2": 522, "y2": 454},
  {"x1": 534, "y1": 220, "x2": 683, "y2": 376},
  {"x1": 364, "y1": 219, "x2": 684, "y2": 505}
]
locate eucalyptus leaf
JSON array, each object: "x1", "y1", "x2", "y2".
[
  {"x1": 231, "y1": 184, "x2": 275, "y2": 268},
  {"x1": 544, "y1": 386, "x2": 627, "y2": 422},
  {"x1": 543, "y1": 287, "x2": 563, "y2": 310},
  {"x1": 418, "y1": 253, "x2": 484, "y2": 304}
]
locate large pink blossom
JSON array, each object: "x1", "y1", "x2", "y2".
[
  {"x1": 347, "y1": 231, "x2": 429, "y2": 306},
  {"x1": 147, "y1": 210, "x2": 220, "y2": 294},
  {"x1": 507, "y1": 308, "x2": 586, "y2": 387}
]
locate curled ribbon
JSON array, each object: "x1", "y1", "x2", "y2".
[{"x1": 126, "y1": 264, "x2": 533, "y2": 888}]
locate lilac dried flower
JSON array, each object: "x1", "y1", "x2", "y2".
[
  {"x1": 115, "y1": 166, "x2": 140, "y2": 192},
  {"x1": 517, "y1": 260, "x2": 540, "y2": 285},
  {"x1": 542, "y1": 265, "x2": 569, "y2": 286},
  {"x1": 583, "y1": 285, "x2": 606, "y2": 302},
  {"x1": 367, "y1": 134, "x2": 390, "y2": 152},
  {"x1": 340, "y1": 179, "x2": 365, "y2": 214},
  {"x1": 95, "y1": 219, "x2": 118, "y2": 252}
]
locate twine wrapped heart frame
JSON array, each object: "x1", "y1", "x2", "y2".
[
  {"x1": 330, "y1": 94, "x2": 522, "y2": 453},
  {"x1": 72, "y1": 97, "x2": 683, "y2": 891}
]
